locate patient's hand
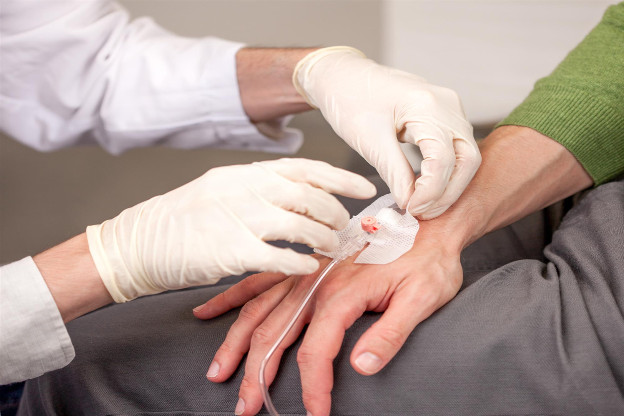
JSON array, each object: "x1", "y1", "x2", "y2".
[
  {"x1": 193, "y1": 125, "x2": 591, "y2": 415},
  {"x1": 193, "y1": 220, "x2": 464, "y2": 416}
]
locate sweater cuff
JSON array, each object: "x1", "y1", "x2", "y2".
[{"x1": 497, "y1": 84, "x2": 624, "y2": 185}]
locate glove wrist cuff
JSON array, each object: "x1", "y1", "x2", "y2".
[
  {"x1": 292, "y1": 46, "x2": 366, "y2": 108},
  {"x1": 86, "y1": 222, "x2": 137, "y2": 303}
]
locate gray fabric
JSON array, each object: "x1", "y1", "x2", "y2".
[{"x1": 18, "y1": 179, "x2": 624, "y2": 415}]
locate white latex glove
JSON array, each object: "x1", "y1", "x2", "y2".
[
  {"x1": 86, "y1": 158, "x2": 376, "y2": 302},
  {"x1": 294, "y1": 47, "x2": 481, "y2": 219}
]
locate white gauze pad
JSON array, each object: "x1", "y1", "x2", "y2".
[{"x1": 315, "y1": 194, "x2": 419, "y2": 264}]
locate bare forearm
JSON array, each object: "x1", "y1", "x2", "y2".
[
  {"x1": 33, "y1": 233, "x2": 112, "y2": 323},
  {"x1": 432, "y1": 126, "x2": 593, "y2": 249},
  {"x1": 236, "y1": 48, "x2": 317, "y2": 122},
  {"x1": 470, "y1": 126, "x2": 592, "y2": 236}
]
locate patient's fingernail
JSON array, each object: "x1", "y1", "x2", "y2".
[
  {"x1": 306, "y1": 411, "x2": 314, "y2": 416},
  {"x1": 355, "y1": 352, "x2": 382, "y2": 374},
  {"x1": 234, "y1": 398, "x2": 245, "y2": 415},
  {"x1": 193, "y1": 304, "x2": 204, "y2": 313},
  {"x1": 206, "y1": 361, "x2": 219, "y2": 378}
]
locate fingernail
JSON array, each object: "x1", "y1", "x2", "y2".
[
  {"x1": 193, "y1": 304, "x2": 204, "y2": 313},
  {"x1": 235, "y1": 398, "x2": 245, "y2": 415},
  {"x1": 206, "y1": 361, "x2": 219, "y2": 378},
  {"x1": 306, "y1": 412, "x2": 314, "y2": 416},
  {"x1": 355, "y1": 352, "x2": 382, "y2": 374}
]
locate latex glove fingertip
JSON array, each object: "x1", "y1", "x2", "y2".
[{"x1": 355, "y1": 179, "x2": 377, "y2": 199}]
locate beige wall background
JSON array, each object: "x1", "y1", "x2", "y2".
[{"x1": 0, "y1": 0, "x2": 614, "y2": 264}]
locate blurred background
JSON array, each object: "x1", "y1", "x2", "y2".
[{"x1": 0, "y1": 0, "x2": 614, "y2": 264}]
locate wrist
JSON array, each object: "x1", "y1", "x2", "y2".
[
  {"x1": 236, "y1": 47, "x2": 317, "y2": 121},
  {"x1": 34, "y1": 233, "x2": 113, "y2": 323},
  {"x1": 416, "y1": 197, "x2": 488, "y2": 254}
]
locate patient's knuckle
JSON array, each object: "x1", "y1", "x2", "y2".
[
  {"x1": 301, "y1": 390, "x2": 322, "y2": 405},
  {"x1": 239, "y1": 299, "x2": 264, "y2": 322},
  {"x1": 296, "y1": 346, "x2": 318, "y2": 366},
  {"x1": 377, "y1": 326, "x2": 407, "y2": 350},
  {"x1": 218, "y1": 338, "x2": 237, "y2": 355},
  {"x1": 239, "y1": 376, "x2": 255, "y2": 391},
  {"x1": 251, "y1": 325, "x2": 274, "y2": 346},
  {"x1": 217, "y1": 289, "x2": 235, "y2": 308},
  {"x1": 237, "y1": 276, "x2": 256, "y2": 292}
]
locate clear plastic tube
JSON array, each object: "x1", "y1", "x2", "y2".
[{"x1": 259, "y1": 233, "x2": 369, "y2": 415}]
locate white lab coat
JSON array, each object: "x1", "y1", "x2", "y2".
[
  {"x1": 0, "y1": 0, "x2": 302, "y2": 384},
  {"x1": 0, "y1": 0, "x2": 302, "y2": 154}
]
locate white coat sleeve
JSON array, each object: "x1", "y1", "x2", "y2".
[
  {"x1": 0, "y1": 258, "x2": 75, "y2": 384},
  {"x1": 0, "y1": 0, "x2": 302, "y2": 154}
]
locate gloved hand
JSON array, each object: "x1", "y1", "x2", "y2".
[
  {"x1": 86, "y1": 158, "x2": 376, "y2": 303},
  {"x1": 293, "y1": 47, "x2": 481, "y2": 219}
]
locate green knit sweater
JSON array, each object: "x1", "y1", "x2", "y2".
[{"x1": 498, "y1": 2, "x2": 624, "y2": 185}]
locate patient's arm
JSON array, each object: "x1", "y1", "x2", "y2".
[
  {"x1": 455, "y1": 125, "x2": 593, "y2": 239},
  {"x1": 193, "y1": 126, "x2": 592, "y2": 416}
]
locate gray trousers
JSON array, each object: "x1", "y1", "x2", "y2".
[{"x1": 18, "y1": 179, "x2": 624, "y2": 415}]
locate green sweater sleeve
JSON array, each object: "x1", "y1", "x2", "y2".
[{"x1": 498, "y1": 3, "x2": 624, "y2": 185}]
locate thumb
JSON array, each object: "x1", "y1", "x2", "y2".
[
  {"x1": 401, "y1": 122, "x2": 455, "y2": 216},
  {"x1": 350, "y1": 292, "x2": 427, "y2": 376}
]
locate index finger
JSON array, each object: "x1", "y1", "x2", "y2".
[
  {"x1": 256, "y1": 158, "x2": 377, "y2": 199},
  {"x1": 193, "y1": 271, "x2": 288, "y2": 319},
  {"x1": 407, "y1": 133, "x2": 455, "y2": 216}
]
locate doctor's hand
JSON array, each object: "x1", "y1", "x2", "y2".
[
  {"x1": 294, "y1": 47, "x2": 480, "y2": 219},
  {"x1": 86, "y1": 158, "x2": 376, "y2": 303},
  {"x1": 193, "y1": 219, "x2": 464, "y2": 416}
]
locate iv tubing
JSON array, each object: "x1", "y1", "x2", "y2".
[{"x1": 259, "y1": 256, "x2": 342, "y2": 416}]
